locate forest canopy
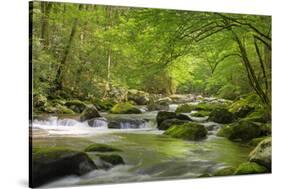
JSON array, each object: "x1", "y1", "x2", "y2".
[{"x1": 31, "y1": 1, "x2": 271, "y2": 106}]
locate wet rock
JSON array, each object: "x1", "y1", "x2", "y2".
[
  {"x1": 234, "y1": 105, "x2": 255, "y2": 118},
  {"x1": 65, "y1": 99, "x2": 87, "y2": 113},
  {"x1": 80, "y1": 105, "x2": 101, "y2": 121},
  {"x1": 31, "y1": 147, "x2": 97, "y2": 187},
  {"x1": 175, "y1": 104, "x2": 195, "y2": 113},
  {"x1": 208, "y1": 108, "x2": 235, "y2": 124},
  {"x1": 108, "y1": 118, "x2": 146, "y2": 129},
  {"x1": 158, "y1": 118, "x2": 189, "y2": 130},
  {"x1": 85, "y1": 143, "x2": 121, "y2": 152},
  {"x1": 234, "y1": 162, "x2": 268, "y2": 175},
  {"x1": 156, "y1": 111, "x2": 177, "y2": 126},
  {"x1": 96, "y1": 154, "x2": 125, "y2": 166},
  {"x1": 249, "y1": 137, "x2": 271, "y2": 170},
  {"x1": 217, "y1": 120, "x2": 263, "y2": 142},
  {"x1": 110, "y1": 103, "x2": 142, "y2": 114},
  {"x1": 213, "y1": 166, "x2": 235, "y2": 176},
  {"x1": 127, "y1": 89, "x2": 150, "y2": 105},
  {"x1": 87, "y1": 117, "x2": 107, "y2": 127},
  {"x1": 164, "y1": 122, "x2": 207, "y2": 141}
]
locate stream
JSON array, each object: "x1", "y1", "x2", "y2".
[{"x1": 31, "y1": 104, "x2": 252, "y2": 187}]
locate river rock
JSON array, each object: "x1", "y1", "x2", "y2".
[
  {"x1": 31, "y1": 147, "x2": 97, "y2": 187},
  {"x1": 87, "y1": 117, "x2": 107, "y2": 127},
  {"x1": 96, "y1": 154, "x2": 125, "y2": 166},
  {"x1": 234, "y1": 162, "x2": 267, "y2": 175},
  {"x1": 164, "y1": 122, "x2": 207, "y2": 140},
  {"x1": 80, "y1": 105, "x2": 101, "y2": 121},
  {"x1": 208, "y1": 108, "x2": 235, "y2": 124},
  {"x1": 213, "y1": 166, "x2": 235, "y2": 176},
  {"x1": 127, "y1": 89, "x2": 150, "y2": 105},
  {"x1": 217, "y1": 120, "x2": 263, "y2": 142},
  {"x1": 158, "y1": 118, "x2": 189, "y2": 130},
  {"x1": 85, "y1": 143, "x2": 121, "y2": 152},
  {"x1": 110, "y1": 102, "x2": 142, "y2": 114},
  {"x1": 156, "y1": 111, "x2": 177, "y2": 126},
  {"x1": 108, "y1": 118, "x2": 146, "y2": 129},
  {"x1": 65, "y1": 99, "x2": 87, "y2": 113},
  {"x1": 234, "y1": 105, "x2": 255, "y2": 118},
  {"x1": 249, "y1": 137, "x2": 271, "y2": 170}
]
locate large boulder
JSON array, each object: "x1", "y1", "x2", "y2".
[
  {"x1": 175, "y1": 104, "x2": 195, "y2": 113},
  {"x1": 110, "y1": 103, "x2": 141, "y2": 114},
  {"x1": 164, "y1": 122, "x2": 207, "y2": 140},
  {"x1": 234, "y1": 162, "x2": 268, "y2": 175},
  {"x1": 217, "y1": 120, "x2": 263, "y2": 142},
  {"x1": 158, "y1": 118, "x2": 189, "y2": 130},
  {"x1": 127, "y1": 89, "x2": 150, "y2": 105},
  {"x1": 92, "y1": 98, "x2": 115, "y2": 111},
  {"x1": 208, "y1": 108, "x2": 235, "y2": 124},
  {"x1": 108, "y1": 118, "x2": 147, "y2": 129},
  {"x1": 84, "y1": 143, "x2": 121, "y2": 152},
  {"x1": 65, "y1": 100, "x2": 87, "y2": 113},
  {"x1": 249, "y1": 137, "x2": 271, "y2": 170},
  {"x1": 156, "y1": 111, "x2": 177, "y2": 126},
  {"x1": 31, "y1": 147, "x2": 97, "y2": 187},
  {"x1": 96, "y1": 154, "x2": 125, "y2": 166},
  {"x1": 80, "y1": 105, "x2": 101, "y2": 121},
  {"x1": 234, "y1": 105, "x2": 255, "y2": 118}
]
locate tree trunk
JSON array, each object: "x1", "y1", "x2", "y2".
[
  {"x1": 54, "y1": 4, "x2": 83, "y2": 91},
  {"x1": 40, "y1": 2, "x2": 52, "y2": 48}
]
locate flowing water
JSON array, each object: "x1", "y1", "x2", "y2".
[{"x1": 31, "y1": 105, "x2": 252, "y2": 187}]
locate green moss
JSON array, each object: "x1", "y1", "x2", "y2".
[
  {"x1": 33, "y1": 146, "x2": 80, "y2": 160},
  {"x1": 248, "y1": 136, "x2": 268, "y2": 147},
  {"x1": 243, "y1": 108, "x2": 271, "y2": 123},
  {"x1": 43, "y1": 103, "x2": 75, "y2": 114},
  {"x1": 65, "y1": 99, "x2": 87, "y2": 113},
  {"x1": 93, "y1": 98, "x2": 115, "y2": 111},
  {"x1": 110, "y1": 103, "x2": 141, "y2": 114},
  {"x1": 195, "y1": 103, "x2": 227, "y2": 111},
  {"x1": 156, "y1": 111, "x2": 177, "y2": 125},
  {"x1": 213, "y1": 166, "x2": 235, "y2": 176},
  {"x1": 217, "y1": 120, "x2": 262, "y2": 142},
  {"x1": 164, "y1": 122, "x2": 207, "y2": 140},
  {"x1": 96, "y1": 154, "x2": 125, "y2": 165},
  {"x1": 234, "y1": 162, "x2": 267, "y2": 175},
  {"x1": 175, "y1": 104, "x2": 196, "y2": 113},
  {"x1": 208, "y1": 108, "x2": 235, "y2": 124},
  {"x1": 190, "y1": 111, "x2": 210, "y2": 117},
  {"x1": 84, "y1": 144, "x2": 121, "y2": 152},
  {"x1": 80, "y1": 105, "x2": 101, "y2": 121}
]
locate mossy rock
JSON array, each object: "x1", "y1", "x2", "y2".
[
  {"x1": 65, "y1": 99, "x2": 87, "y2": 113},
  {"x1": 195, "y1": 102, "x2": 227, "y2": 111},
  {"x1": 92, "y1": 98, "x2": 115, "y2": 111},
  {"x1": 175, "y1": 104, "x2": 196, "y2": 113},
  {"x1": 156, "y1": 111, "x2": 177, "y2": 126},
  {"x1": 33, "y1": 94, "x2": 48, "y2": 108},
  {"x1": 32, "y1": 147, "x2": 97, "y2": 187},
  {"x1": 217, "y1": 120, "x2": 263, "y2": 142},
  {"x1": 164, "y1": 122, "x2": 207, "y2": 141},
  {"x1": 243, "y1": 108, "x2": 271, "y2": 123},
  {"x1": 158, "y1": 118, "x2": 189, "y2": 130},
  {"x1": 208, "y1": 108, "x2": 235, "y2": 124},
  {"x1": 213, "y1": 166, "x2": 235, "y2": 176},
  {"x1": 110, "y1": 103, "x2": 141, "y2": 114},
  {"x1": 249, "y1": 137, "x2": 271, "y2": 170},
  {"x1": 248, "y1": 136, "x2": 268, "y2": 147},
  {"x1": 80, "y1": 105, "x2": 101, "y2": 121},
  {"x1": 191, "y1": 111, "x2": 210, "y2": 117},
  {"x1": 234, "y1": 162, "x2": 268, "y2": 175},
  {"x1": 43, "y1": 103, "x2": 75, "y2": 114},
  {"x1": 85, "y1": 143, "x2": 121, "y2": 152},
  {"x1": 96, "y1": 154, "x2": 125, "y2": 165}
]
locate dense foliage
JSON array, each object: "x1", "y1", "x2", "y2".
[{"x1": 31, "y1": 2, "x2": 271, "y2": 106}]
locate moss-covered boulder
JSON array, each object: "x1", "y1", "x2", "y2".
[
  {"x1": 156, "y1": 111, "x2": 177, "y2": 126},
  {"x1": 33, "y1": 94, "x2": 47, "y2": 108},
  {"x1": 80, "y1": 105, "x2": 101, "y2": 121},
  {"x1": 127, "y1": 89, "x2": 150, "y2": 105},
  {"x1": 175, "y1": 104, "x2": 195, "y2": 113},
  {"x1": 243, "y1": 108, "x2": 271, "y2": 123},
  {"x1": 164, "y1": 122, "x2": 207, "y2": 140},
  {"x1": 92, "y1": 98, "x2": 115, "y2": 111},
  {"x1": 65, "y1": 99, "x2": 87, "y2": 113},
  {"x1": 249, "y1": 137, "x2": 271, "y2": 170},
  {"x1": 43, "y1": 103, "x2": 75, "y2": 114},
  {"x1": 110, "y1": 103, "x2": 141, "y2": 114},
  {"x1": 85, "y1": 144, "x2": 121, "y2": 152},
  {"x1": 217, "y1": 120, "x2": 263, "y2": 142},
  {"x1": 31, "y1": 147, "x2": 97, "y2": 187},
  {"x1": 97, "y1": 154, "x2": 125, "y2": 166},
  {"x1": 248, "y1": 136, "x2": 268, "y2": 147},
  {"x1": 234, "y1": 162, "x2": 267, "y2": 175},
  {"x1": 213, "y1": 166, "x2": 235, "y2": 176},
  {"x1": 208, "y1": 108, "x2": 235, "y2": 124},
  {"x1": 158, "y1": 118, "x2": 189, "y2": 130}
]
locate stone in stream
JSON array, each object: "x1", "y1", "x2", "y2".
[
  {"x1": 158, "y1": 118, "x2": 189, "y2": 130},
  {"x1": 84, "y1": 143, "x2": 122, "y2": 152},
  {"x1": 249, "y1": 137, "x2": 271, "y2": 171},
  {"x1": 217, "y1": 120, "x2": 263, "y2": 142},
  {"x1": 208, "y1": 108, "x2": 235, "y2": 124},
  {"x1": 80, "y1": 105, "x2": 101, "y2": 121},
  {"x1": 212, "y1": 166, "x2": 235, "y2": 176},
  {"x1": 156, "y1": 111, "x2": 192, "y2": 129},
  {"x1": 164, "y1": 122, "x2": 207, "y2": 141},
  {"x1": 87, "y1": 117, "x2": 108, "y2": 127},
  {"x1": 234, "y1": 162, "x2": 268, "y2": 175},
  {"x1": 110, "y1": 102, "x2": 142, "y2": 114},
  {"x1": 31, "y1": 147, "x2": 97, "y2": 187},
  {"x1": 108, "y1": 118, "x2": 147, "y2": 129},
  {"x1": 96, "y1": 154, "x2": 125, "y2": 166}
]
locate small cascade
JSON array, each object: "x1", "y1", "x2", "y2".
[
  {"x1": 168, "y1": 104, "x2": 178, "y2": 112},
  {"x1": 87, "y1": 118, "x2": 108, "y2": 128},
  {"x1": 33, "y1": 116, "x2": 86, "y2": 127},
  {"x1": 108, "y1": 118, "x2": 149, "y2": 129}
]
